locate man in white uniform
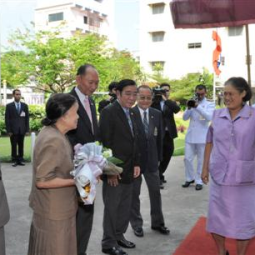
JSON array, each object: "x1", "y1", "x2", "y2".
[{"x1": 182, "y1": 85, "x2": 215, "y2": 191}]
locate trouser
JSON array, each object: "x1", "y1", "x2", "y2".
[
  {"x1": 10, "y1": 134, "x2": 25, "y2": 162},
  {"x1": 130, "y1": 171, "x2": 165, "y2": 229},
  {"x1": 184, "y1": 143, "x2": 205, "y2": 185},
  {"x1": 76, "y1": 203, "x2": 94, "y2": 255},
  {"x1": 101, "y1": 181, "x2": 133, "y2": 249},
  {"x1": 159, "y1": 131, "x2": 174, "y2": 181}
]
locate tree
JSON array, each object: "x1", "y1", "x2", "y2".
[
  {"x1": 1, "y1": 27, "x2": 144, "y2": 93},
  {"x1": 170, "y1": 68, "x2": 213, "y2": 103}
]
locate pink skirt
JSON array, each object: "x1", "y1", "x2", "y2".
[{"x1": 27, "y1": 214, "x2": 77, "y2": 255}]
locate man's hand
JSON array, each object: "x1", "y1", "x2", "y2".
[
  {"x1": 162, "y1": 94, "x2": 167, "y2": 101},
  {"x1": 107, "y1": 175, "x2": 120, "y2": 187},
  {"x1": 133, "y1": 166, "x2": 140, "y2": 178}
]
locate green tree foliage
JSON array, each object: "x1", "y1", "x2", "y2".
[
  {"x1": 150, "y1": 65, "x2": 213, "y2": 103},
  {"x1": 170, "y1": 68, "x2": 213, "y2": 103},
  {"x1": 1, "y1": 27, "x2": 143, "y2": 93}
]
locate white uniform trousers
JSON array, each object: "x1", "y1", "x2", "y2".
[{"x1": 184, "y1": 143, "x2": 205, "y2": 185}]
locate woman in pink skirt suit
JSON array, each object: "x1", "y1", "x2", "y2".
[{"x1": 202, "y1": 77, "x2": 255, "y2": 255}]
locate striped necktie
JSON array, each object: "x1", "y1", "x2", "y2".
[
  {"x1": 125, "y1": 109, "x2": 133, "y2": 135},
  {"x1": 143, "y1": 111, "x2": 149, "y2": 135}
]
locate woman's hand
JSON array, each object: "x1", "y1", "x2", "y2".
[
  {"x1": 107, "y1": 175, "x2": 120, "y2": 187},
  {"x1": 201, "y1": 167, "x2": 209, "y2": 185}
]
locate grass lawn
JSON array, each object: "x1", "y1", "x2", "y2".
[
  {"x1": 0, "y1": 116, "x2": 187, "y2": 162},
  {"x1": 0, "y1": 136, "x2": 32, "y2": 162},
  {"x1": 0, "y1": 132, "x2": 186, "y2": 162}
]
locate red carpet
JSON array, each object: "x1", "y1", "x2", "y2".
[{"x1": 173, "y1": 217, "x2": 255, "y2": 255}]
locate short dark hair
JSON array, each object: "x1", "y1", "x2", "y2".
[
  {"x1": 160, "y1": 83, "x2": 170, "y2": 89},
  {"x1": 42, "y1": 93, "x2": 77, "y2": 126},
  {"x1": 108, "y1": 81, "x2": 118, "y2": 92},
  {"x1": 224, "y1": 77, "x2": 252, "y2": 102},
  {"x1": 76, "y1": 64, "x2": 96, "y2": 76},
  {"x1": 116, "y1": 79, "x2": 137, "y2": 92},
  {"x1": 138, "y1": 85, "x2": 152, "y2": 93},
  {"x1": 13, "y1": 89, "x2": 21, "y2": 95},
  {"x1": 195, "y1": 84, "x2": 207, "y2": 91}
]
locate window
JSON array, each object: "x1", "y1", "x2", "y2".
[
  {"x1": 228, "y1": 26, "x2": 243, "y2": 36},
  {"x1": 152, "y1": 3, "x2": 165, "y2": 14},
  {"x1": 151, "y1": 32, "x2": 165, "y2": 42},
  {"x1": 188, "y1": 43, "x2": 202, "y2": 49},
  {"x1": 84, "y1": 16, "x2": 88, "y2": 24},
  {"x1": 48, "y1": 12, "x2": 64, "y2": 22}
]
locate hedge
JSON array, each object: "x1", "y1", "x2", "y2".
[{"x1": 0, "y1": 105, "x2": 45, "y2": 135}]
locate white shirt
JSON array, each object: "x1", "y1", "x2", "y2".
[
  {"x1": 75, "y1": 87, "x2": 88, "y2": 111},
  {"x1": 183, "y1": 98, "x2": 215, "y2": 144},
  {"x1": 138, "y1": 107, "x2": 149, "y2": 124}
]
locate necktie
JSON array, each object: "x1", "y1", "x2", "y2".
[
  {"x1": 16, "y1": 103, "x2": 20, "y2": 113},
  {"x1": 84, "y1": 97, "x2": 93, "y2": 132},
  {"x1": 125, "y1": 109, "x2": 133, "y2": 135},
  {"x1": 143, "y1": 111, "x2": 149, "y2": 135}
]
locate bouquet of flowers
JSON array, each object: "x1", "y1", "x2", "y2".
[{"x1": 70, "y1": 142, "x2": 123, "y2": 205}]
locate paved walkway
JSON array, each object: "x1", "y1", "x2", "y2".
[{"x1": 2, "y1": 156, "x2": 209, "y2": 255}]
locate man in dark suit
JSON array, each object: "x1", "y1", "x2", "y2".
[
  {"x1": 151, "y1": 83, "x2": 180, "y2": 188},
  {"x1": 5, "y1": 89, "x2": 29, "y2": 167},
  {"x1": 67, "y1": 64, "x2": 99, "y2": 255},
  {"x1": 0, "y1": 164, "x2": 10, "y2": 255},
  {"x1": 99, "y1": 79, "x2": 140, "y2": 255},
  {"x1": 98, "y1": 81, "x2": 117, "y2": 113},
  {"x1": 130, "y1": 85, "x2": 170, "y2": 238}
]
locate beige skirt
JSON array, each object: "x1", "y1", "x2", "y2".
[{"x1": 27, "y1": 214, "x2": 77, "y2": 255}]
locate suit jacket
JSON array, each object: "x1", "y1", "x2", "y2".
[
  {"x1": 67, "y1": 88, "x2": 99, "y2": 147},
  {"x1": 151, "y1": 99, "x2": 180, "y2": 139},
  {"x1": 0, "y1": 167, "x2": 10, "y2": 228},
  {"x1": 99, "y1": 101, "x2": 140, "y2": 184},
  {"x1": 133, "y1": 106, "x2": 163, "y2": 173},
  {"x1": 5, "y1": 101, "x2": 29, "y2": 135}
]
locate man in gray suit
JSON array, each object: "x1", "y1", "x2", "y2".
[
  {"x1": 0, "y1": 164, "x2": 10, "y2": 255},
  {"x1": 130, "y1": 85, "x2": 170, "y2": 237}
]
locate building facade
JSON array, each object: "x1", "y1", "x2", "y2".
[
  {"x1": 35, "y1": 0, "x2": 115, "y2": 42},
  {"x1": 139, "y1": 0, "x2": 255, "y2": 88}
]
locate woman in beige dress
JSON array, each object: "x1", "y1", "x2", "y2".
[{"x1": 27, "y1": 93, "x2": 79, "y2": 255}]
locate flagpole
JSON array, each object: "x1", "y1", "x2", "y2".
[{"x1": 245, "y1": 24, "x2": 252, "y2": 105}]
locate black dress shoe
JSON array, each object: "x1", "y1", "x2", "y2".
[
  {"x1": 102, "y1": 247, "x2": 127, "y2": 255},
  {"x1": 182, "y1": 180, "x2": 195, "y2": 188},
  {"x1": 117, "y1": 238, "x2": 135, "y2": 248},
  {"x1": 18, "y1": 162, "x2": 25, "y2": 166},
  {"x1": 12, "y1": 162, "x2": 18, "y2": 167},
  {"x1": 195, "y1": 184, "x2": 203, "y2": 191},
  {"x1": 134, "y1": 227, "x2": 144, "y2": 237},
  {"x1": 151, "y1": 225, "x2": 170, "y2": 235}
]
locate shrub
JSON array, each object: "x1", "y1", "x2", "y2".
[{"x1": 0, "y1": 104, "x2": 45, "y2": 135}]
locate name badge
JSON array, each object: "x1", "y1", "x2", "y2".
[
  {"x1": 154, "y1": 127, "x2": 158, "y2": 136},
  {"x1": 20, "y1": 111, "x2": 26, "y2": 117}
]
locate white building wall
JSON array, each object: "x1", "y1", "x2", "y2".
[
  {"x1": 35, "y1": 0, "x2": 115, "y2": 43},
  {"x1": 140, "y1": 0, "x2": 255, "y2": 86}
]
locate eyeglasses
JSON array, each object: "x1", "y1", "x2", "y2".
[
  {"x1": 122, "y1": 92, "x2": 137, "y2": 97},
  {"x1": 223, "y1": 92, "x2": 239, "y2": 97},
  {"x1": 139, "y1": 96, "x2": 152, "y2": 101}
]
